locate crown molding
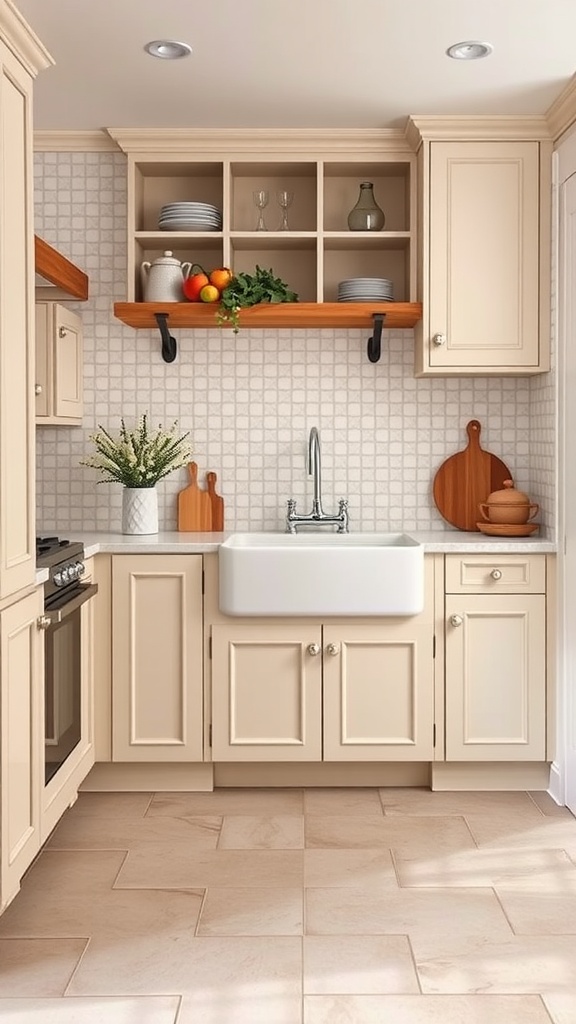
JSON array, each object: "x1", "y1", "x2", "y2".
[
  {"x1": 0, "y1": 0, "x2": 53, "y2": 76},
  {"x1": 34, "y1": 130, "x2": 120, "y2": 152},
  {"x1": 407, "y1": 115, "x2": 551, "y2": 145},
  {"x1": 106, "y1": 126, "x2": 413, "y2": 156},
  {"x1": 546, "y1": 73, "x2": 576, "y2": 143}
]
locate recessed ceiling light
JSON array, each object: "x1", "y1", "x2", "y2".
[
  {"x1": 446, "y1": 40, "x2": 493, "y2": 60},
  {"x1": 144, "y1": 40, "x2": 192, "y2": 60}
]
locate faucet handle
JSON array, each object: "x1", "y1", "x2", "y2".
[
  {"x1": 286, "y1": 498, "x2": 297, "y2": 512},
  {"x1": 338, "y1": 499, "x2": 348, "y2": 510}
]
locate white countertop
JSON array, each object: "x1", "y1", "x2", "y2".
[{"x1": 74, "y1": 530, "x2": 557, "y2": 557}]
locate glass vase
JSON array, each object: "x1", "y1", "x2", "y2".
[
  {"x1": 347, "y1": 181, "x2": 385, "y2": 231},
  {"x1": 122, "y1": 487, "x2": 158, "y2": 535}
]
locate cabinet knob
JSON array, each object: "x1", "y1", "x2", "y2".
[
  {"x1": 326, "y1": 643, "x2": 340, "y2": 656},
  {"x1": 37, "y1": 615, "x2": 51, "y2": 631},
  {"x1": 58, "y1": 326, "x2": 68, "y2": 338},
  {"x1": 490, "y1": 569, "x2": 503, "y2": 580},
  {"x1": 450, "y1": 614, "x2": 463, "y2": 627},
  {"x1": 432, "y1": 333, "x2": 446, "y2": 346},
  {"x1": 35, "y1": 384, "x2": 42, "y2": 395},
  {"x1": 307, "y1": 643, "x2": 320, "y2": 656}
]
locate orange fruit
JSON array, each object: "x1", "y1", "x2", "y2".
[
  {"x1": 209, "y1": 267, "x2": 233, "y2": 291},
  {"x1": 199, "y1": 283, "x2": 220, "y2": 303}
]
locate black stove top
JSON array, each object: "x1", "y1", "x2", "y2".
[{"x1": 36, "y1": 536, "x2": 84, "y2": 569}]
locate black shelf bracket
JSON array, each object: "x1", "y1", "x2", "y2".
[
  {"x1": 367, "y1": 312, "x2": 385, "y2": 363},
  {"x1": 154, "y1": 312, "x2": 177, "y2": 363}
]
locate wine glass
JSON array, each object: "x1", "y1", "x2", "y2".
[
  {"x1": 252, "y1": 189, "x2": 269, "y2": 231},
  {"x1": 276, "y1": 190, "x2": 294, "y2": 231}
]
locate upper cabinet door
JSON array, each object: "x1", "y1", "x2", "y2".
[
  {"x1": 421, "y1": 140, "x2": 545, "y2": 375},
  {"x1": 0, "y1": 41, "x2": 36, "y2": 599}
]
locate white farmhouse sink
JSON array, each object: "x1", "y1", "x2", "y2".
[{"x1": 218, "y1": 532, "x2": 424, "y2": 617}]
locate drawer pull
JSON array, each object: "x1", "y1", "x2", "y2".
[
  {"x1": 450, "y1": 614, "x2": 463, "y2": 627},
  {"x1": 490, "y1": 569, "x2": 503, "y2": 580},
  {"x1": 307, "y1": 643, "x2": 320, "y2": 656}
]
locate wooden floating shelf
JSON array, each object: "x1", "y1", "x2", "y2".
[
  {"x1": 113, "y1": 301, "x2": 423, "y2": 331},
  {"x1": 35, "y1": 235, "x2": 89, "y2": 301}
]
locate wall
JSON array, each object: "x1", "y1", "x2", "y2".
[{"x1": 34, "y1": 151, "x2": 556, "y2": 537}]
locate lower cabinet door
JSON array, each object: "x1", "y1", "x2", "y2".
[
  {"x1": 211, "y1": 624, "x2": 323, "y2": 761},
  {"x1": 1, "y1": 589, "x2": 43, "y2": 909},
  {"x1": 112, "y1": 555, "x2": 203, "y2": 762},
  {"x1": 322, "y1": 623, "x2": 435, "y2": 761},
  {"x1": 445, "y1": 594, "x2": 546, "y2": 761}
]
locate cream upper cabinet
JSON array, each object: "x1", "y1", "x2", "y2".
[
  {"x1": 444, "y1": 554, "x2": 547, "y2": 761},
  {"x1": 35, "y1": 302, "x2": 83, "y2": 425},
  {"x1": 0, "y1": 588, "x2": 43, "y2": 910},
  {"x1": 409, "y1": 121, "x2": 552, "y2": 376},
  {"x1": 112, "y1": 555, "x2": 203, "y2": 762},
  {"x1": 0, "y1": 29, "x2": 49, "y2": 599}
]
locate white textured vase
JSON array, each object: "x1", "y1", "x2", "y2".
[{"x1": 122, "y1": 487, "x2": 158, "y2": 535}]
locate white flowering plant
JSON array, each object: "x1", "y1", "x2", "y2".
[{"x1": 81, "y1": 415, "x2": 192, "y2": 488}]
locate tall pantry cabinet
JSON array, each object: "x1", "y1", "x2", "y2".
[{"x1": 0, "y1": 1, "x2": 52, "y2": 910}]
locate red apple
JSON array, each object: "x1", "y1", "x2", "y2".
[{"x1": 183, "y1": 268, "x2": 209, "y2": 301}]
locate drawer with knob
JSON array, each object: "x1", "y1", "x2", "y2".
[{"x1": 444, "y1": 554, "x2": 545, "y2": 594}]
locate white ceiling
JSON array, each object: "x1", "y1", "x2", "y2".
[{"x1": 15, "y1": 0, "x2": 576, "y2": 131}]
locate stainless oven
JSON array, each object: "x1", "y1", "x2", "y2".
[{"x1": 36, "y1": 538, "x2": 98, "y2": 785}]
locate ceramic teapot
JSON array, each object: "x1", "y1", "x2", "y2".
[
  {"x1": 479, "y1": 479, "x2": 539, "y2": 525},
  {"x1": 140, "y1": 251, "x2": 193, "y2": 302}
]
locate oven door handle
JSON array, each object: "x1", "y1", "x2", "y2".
[{"x1": 43, "y1": 582, "x2": 99, "y2": 624}]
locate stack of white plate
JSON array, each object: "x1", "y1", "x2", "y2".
[
  {"x1": 337, "y1": 277, "x2": 394, "y2": 302},
  {"x1": 158, "y1": 202, "x2": 222, "y2": 231}
]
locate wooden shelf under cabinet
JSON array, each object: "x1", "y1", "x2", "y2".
[{"x1": 113, "y1": 301, "x2": 422, "y2": 331}]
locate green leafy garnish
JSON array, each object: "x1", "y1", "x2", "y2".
[{"x1": 216, "y1": 265, "x2": 298, "y2": 333}]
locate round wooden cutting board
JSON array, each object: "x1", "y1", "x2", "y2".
[{"x1": 433, "y1": 420, "x2": 512, "y2": 532}]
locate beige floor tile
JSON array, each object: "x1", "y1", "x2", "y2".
[
  {"x1": 0, "y1": 850, "x2": 203, "y2": 939},
  {"x1": 218, "y1": 815, "x2": 304, "y2": 850},
  {"x1": 304, "y1": 849, "x2": 398, "y2": 889},
  {"x1": 0, "y1": 938, "x2": 87, "y2": 995},
  {"x1": 414, "y1": 935, "x2": 576, "y2": 993},
  {"x1": 197, "y1": 887, "x2": 303, "y2": 935},
  {"x1": 0, "y1": 850, "x2": 125, "y2": 936},
  {"x1": 306, "y1": 814, "x2": 475, "y2": 856},
  {"x1": 303, "y1": 935, "x2": 419, "y2": 994},
  {"x1": 68, "y1": 935, "x2": 302, "y2": 1002},
  {"x1": 67, "y1": 792, "x2": 154, "y2": 817},
  {"x1": 115, "y1": 848, "x2": 303, "y2": 889},
  {"x1": 304, "y1": 788, "x2": 385, "y2": 817},
  {"x1": 147, "y1": 788, "x2": 304, "y2": 816},
  {"x1": 496, "y1": 890, "x2": 576, "y2": 934},
  {"x1": 379, "y1": 788, "x2": 546, "y2": 819},
  {"x1": 305, "y1": 887, "x2": 512, "y2": 941},
  {"x1": 465, "y1": 814, "x2": 576, "y2": 851},
  {"x1": 543, "y1": 992, "x2": 576, "y2": 1023},
  {"x1": 0, "y1": 997, "x2": 181, "y2": 1024},
  {"x1": 529, "y1": 793, "x2": 575, "y2": 818},
  {"x1": 303, "y1": 994, "x2": 552, "y2": 1024},
  {"x1": 395, "y1": 847, "x2": 576, "y2": 890},
  {"x1": 47, "y1": 813, "x2": 222, "y2": 851}
]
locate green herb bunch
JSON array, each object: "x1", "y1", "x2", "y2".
[
  {"x1": 216, "y1": 265, "x2": 298, "y2": 333},
  {"x1": 81, "y1": 415, "x2": 192, "y2": 488}
]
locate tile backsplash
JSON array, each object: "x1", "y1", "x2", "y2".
[{"x1": 34, "y1": 151, "x2": 557, "y2": 537}]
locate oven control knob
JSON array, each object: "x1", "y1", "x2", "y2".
[
  {"x1": 61, "y1": 567, "x2": 72, "y2": 583},
  {"x1": 68, "y1": 564, "x2": 79, "y2": 581},
  {"x1": 53, "y1": 570, "x2": 65, "y2": 586},
  {"x1": 74, "y1": 561, "x2": 86, "y2": 577}
]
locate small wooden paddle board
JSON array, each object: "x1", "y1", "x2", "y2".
[
  {"x1": 433, "y1": 420, "x2": 512, "y2": 531},
  {"x1": 206, "y1": 471, "x2": 225, "y2": 531},
  {"x1": 177, "y1": 462, "x2": 212, "y2": 532}
]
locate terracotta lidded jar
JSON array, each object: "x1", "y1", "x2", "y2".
[{"x1": 479, "y1": 479, "x2": 539, "y2": 525}]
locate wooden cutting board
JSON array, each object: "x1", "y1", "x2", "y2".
[
  {"x1": 433, "y1": 420, "x2": 512, "y2": 531},
  {"x1": 177, "y1": 462, "x2": 212, "y2": 532},
  {"x1": 206, "y1": 471, "x2": 225, "y2": 531}
]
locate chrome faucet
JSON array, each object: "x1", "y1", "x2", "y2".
[{"x1": 286, "y1": 427, "x2": 349, "y2": 533}]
